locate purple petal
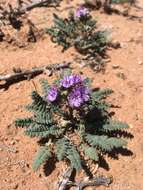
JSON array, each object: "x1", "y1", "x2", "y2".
[
  {"x1": 76, "y1": 7, "x2": 89, "y2": 18},
  {"x1": 60, "y1": 76, "x2": 73, "y2": 88},
  {"x1": 47, "y1": 86, "x2": 58, "y2": 102},
  {"x1": 68, "y1": 85, "x2": 90, "y2": 108},
  {"x1": 60, "y1": 75, "x2": 82, "y2": 88}
]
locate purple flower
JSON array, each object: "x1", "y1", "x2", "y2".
[
  {"x1": 75, "y1": 7, "x2": 89, "y2": 18},
  {"x1": 60, "y1": 75, "x2": 73, "y2": 88},
  {"x1": 47, "y1": 86, "x2": 58, "y2": 102},
  {"x1": 68, "y1": 86, "x2": 90, "y2": 108},
  {"x1": 71, "y1": 75, "x2": 82, "y2": 84},
  {"x1": 60, "y1": 75, "x2": 82, "y2": 88}
]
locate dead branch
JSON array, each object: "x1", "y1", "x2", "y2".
[
  {"x1": 57, "y1": 167, "x2": 113, "y2": 190},
  {"x1": 0, "y1": 62, "x2": 71, "y2": 83},
  {"x1": 19, "y1": 0, "x2": 60, "y2": 12},
  {"x1": 0, "y1": 0, "x2": 60, "y2": 27},
  {"x1": 70, "y1": 175, "x2": 113, "y2": 190},
  {"x1": 58, "y1": 167, "x2": 73, "y2": 190}
]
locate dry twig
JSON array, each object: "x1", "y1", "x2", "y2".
[
  {"x1": 68, "y1": 175, "x2": 113, "y2": 190},
  {"x1": 0, "y1": 62, "x2": 71, "y2": 83},
  {"x1": 58, "y1": 167, "x2": 73, "y2": 190},
  {"x1": 57, "y1": 167, "x2": 113, "y2": 190},
  {"x1": 18, "y1": 0, "x2": 60, "y2": 14}
]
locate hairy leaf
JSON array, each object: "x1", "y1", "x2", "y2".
[
  {"x1": 15, "y1": 118, "x2": 33, "y2": 128},
  {"x1": 111, "y1": 0, "x2": 132, "y2": 4},
  {"x1": 32, "y1": 146, "x2": 51, "y2": 171},
  {"x1": 66, "y1": 145, "x2": 82, "y2": 170},
  {"x1": 26, "y1": 91, "x2": 47, "y2": 114},
  {"x1": 102, "y1": 121, "x2": 129, "y2": 132},
  {"x1": 25, "y1": 124, "x2": 61, "y2": 138},
  {"x1": 84, "y1": 146, "x2": 99, "y2": 161},
  {"x1": 91, "y1": 89, "x2": 113, "y2": 102},
  {"x1": 56, "y1": 138, "x2": 69, "y2": 161},
  {"x1": 86, "y1": 134, "x2": 127, "y2": 151},
  {"x1": 40, "y1": 79, "x2": 50, "y2": 95}
]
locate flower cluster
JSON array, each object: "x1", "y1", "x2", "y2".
[
  {"x1": 75, "y1": 7, "x2": 89, "y2": 18},
  {"x1": 46, "y1": 74, "x2": 91, "y2": 108}
]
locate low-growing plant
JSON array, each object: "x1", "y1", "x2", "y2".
[
  {"x1": 84, "y1": 0, "x2": 135, "y2": 14},
  {"x1": 46, "y1": 8, "x2": 108, "y2": 71},
  {"x1": 15, "y1": 71, "x2": 131, "y2": 173}
]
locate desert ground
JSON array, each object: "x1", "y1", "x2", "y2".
[{"x1": 0, "y1": 0, "x2": 143, "y2": 189}]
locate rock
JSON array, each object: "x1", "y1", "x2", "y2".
[
  {"x1": 112, "y1": 65, "x2": 120, "y2": 69},
  {"x1": 11, "y1": 183, "x2": 19, "y2": 189},
  {"x1": 138, "y1": 60, "x2": 143, "y2": 65},
  {"x1": 120, "y1": 42, "x2": 128, "y2": 49}
]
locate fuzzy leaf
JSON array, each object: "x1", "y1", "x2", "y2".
[
  {"x1": 56, "y1": 138, "x2": 69, "y2": 161},
  {"x1": 111, "y1": 0, "x2": 132, "y2": 4},
  {"x1": 84, "y1": 146, "x2": 99, "y2": 161},
  {"x1": 86, "y1": 134, "x2": 127, "y2": 151},
  {"x1": 56, "y1": 138, "x2": 82, "y2": 170},
  {"x1": 102, "y1": 121, "x2": 129, "y2": 131},
  {"x1": 32, "y1": 147, "x2": 51, "y2": 171},
  {"x1": 25, "y1": 124, "x2": 61, "y2": 138},
  {"x1": 15, "y1": 118, "x2": 33, "y2": 128},
  {"x1": 66, "y1": 145, "x2": 82, "y2": 171},
  {"x1": 26, "y1": 91, "x2": 47, "y2": 114},
  {"x1": 91, "y1": 89, "x2": 113, "y2": 102},
  {"x1": 40, "y1": 79, "x2": 50, "y2": 95}
]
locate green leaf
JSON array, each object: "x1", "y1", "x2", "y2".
[
  {"x1": 102, "y1": 121, "x2": 129, "y2": 132},
  {"x1": 111, "y1": 0, "x2": 132, "y2": 4},
  {"x1": 15, "y1": 118, "x2": 33, "y2": 128},
  {"x1": 56, "y1": 138, "x2": 69, "y2": 161},
  {"x1": 53, "y1": 14, "x2": 68, "y2": 33},
  {"x1": 84, "y1": 146, "x2": 99, "y2": 161},
  {"x1": 35, "y1": 111, "x2": 53, "y2": 125},
  {"x1": 84, "y1": 77, "x2": 93, "y2": 87},
  {"x1": 32, "y1": 146, "x2": 51, "y2": 171},
  {"x1": 56, "y1": 138, "x2": 82, "y2": 170},
  {"x1": 91, "y1": 89, "x2": 113, "y2": 102},
  {"x1": 26, "y1": 91, "x2": 47, "y2": 114},
  {"x1": 66, "y1": 145, "x2": 82, "y2": 171},
  {"x1": 25, "y1": 124, "x2": 61, "y2": 138},
  {"x1": 39, "y1": 79, "x2": 50, "y2": 95},
  {"x1": 86, "y1": 134, "x2": 127, "y2": 151},
  {"x1": 60, "y1": 68, "x2": 72, "y2": 78}
]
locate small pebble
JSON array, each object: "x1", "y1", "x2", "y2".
[
  {"x1": 112, "y1": 65, "x2": 120, "y2": 69},
  {"x1": 120, "y1": 42, "x2": 128, "y2": 49},
  {"x1": 10, "y1": 140, "x2": 16, "y2": 145},
  {"x1": 12, "y1": 183, "x2": 19, "y2": 189},
  {"x1": 138, "y1": 60, "x2": 143, "y2": 65}
]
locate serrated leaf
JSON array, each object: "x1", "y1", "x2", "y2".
[
  {"x1": 39, "y1": 79, "x2": 50, "y2": 95},
  {"x1": 91, "y1": 89, "x2": 113, "y2": 101},
  {"x1": 66, "y1": 145, "x2": 82, "y2": 171},
  {"x1": 25, "y1": 124, "x2": 61, "y2": 138},
  {"x1": 32, "y1": 147, "x2": 51, "y2": 171},
  {"x1": 26, "y1": 91, "x2": 47, "y2": 114},
  {"x1": 111, "y1": 0, "x2": 132, "y2": 4},
  {"x1": 84, "y1": 147, "x2": 99, "y2": 161},
  {"x1": 102, "y1": 121, "x2": 129, "y2": 131},
  {"x1": 56, "y1": 138, "x2": 68, "y2": 161},
  {"x1": 86, "y1": 134, "x2": 127, "y2": 151},
  {"x1": 15, "y1": 118, "x2": 33, "y2": 128}
]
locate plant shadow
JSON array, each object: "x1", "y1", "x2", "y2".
[
  {"x1": 43, "y1": 157, "x2": 56, "y2": 176},
  {"x1": 107, "y1": 147, "x2": 133, "y2": 160}
]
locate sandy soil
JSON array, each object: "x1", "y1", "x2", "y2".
[{"x1": 0, "y1": 0, "x2": 143, "y2": 190}]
